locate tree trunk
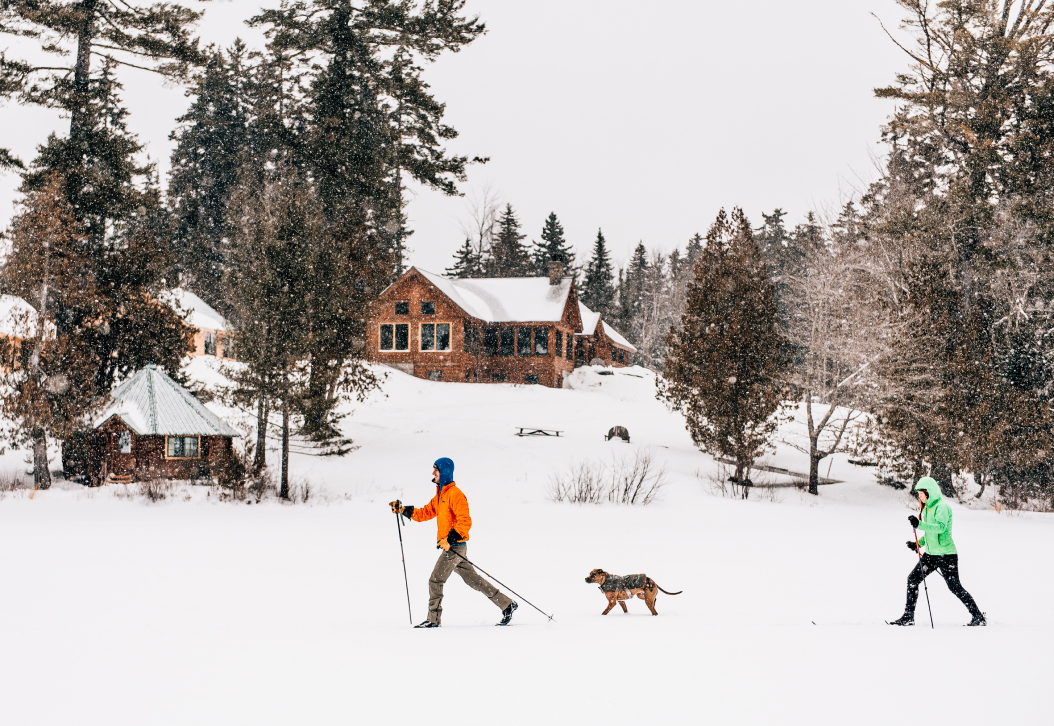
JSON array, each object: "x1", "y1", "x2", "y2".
[
  {"x1": 253, "y1": 396, "x2": 267, "y2": 474},
  {"x1": 808, "y1": 450, "x2": 821, "y2": 496},
  {"x1": 280, "y1": 397, "x2": 290, "y2": 500},
  {"x1": 973, "y1": 470, "x2": 987, "y2": 499},
  {"x1": 33, "y1": 431, "x2": 52, "y2": 490}
]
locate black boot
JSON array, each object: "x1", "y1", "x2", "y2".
[
  {"x1": 496, "y1": 601, "x2": 518, "y2": 626},
  {"x1": 887, "y1": 614, "x2": 914, "y2": 626},
  {"x1": 966, "y1": 613, "x2": 986, "y2": 627},
  {"x1": 414, "y1": 620, "x2": 440, "y2": 628}
]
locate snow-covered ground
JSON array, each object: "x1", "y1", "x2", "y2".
[{"x1": 0, "y1": 360, "x2": 1049, "y2": 725}]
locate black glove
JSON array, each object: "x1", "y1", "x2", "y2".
[
  {"x1": 402, "y1": 506, "x2": 414, "y2": 519},
  {"x1": 906, "y1": 540, "x2": 918, "y2": 553},
  {"x1": 445, "y1": 528, "x2": 461, "y2": 546},
  {"x1": 908, "y1": 515, "x2": 920, "y2": 528}
]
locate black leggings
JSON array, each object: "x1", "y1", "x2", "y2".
[{"x1": 905, "y1": 553, "x2": 982, "y2": 618}]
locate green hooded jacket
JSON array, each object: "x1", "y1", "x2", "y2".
[{"x1": 914, "y1": 477, "x2": 957, "y2": 556}]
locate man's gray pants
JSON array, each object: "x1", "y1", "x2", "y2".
[{"x1": 428, "y1": 544, "x2": 512, "y2": 624}]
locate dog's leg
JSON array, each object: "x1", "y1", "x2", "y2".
[
  {"x1": 602, "y1": 594, "x2": 617, "y2": 615},
  {"x1": 645, "y1": 588, "x2": 658, "y2": 615},
  {"x1": 619, "y1": 600, "x2": 628, "y2": 613}
]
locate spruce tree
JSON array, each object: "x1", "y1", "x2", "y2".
[
  {"x1": 168, "y1": 43, "x2": 253, "y2": 309},
  {"x1": 615, "y1": 242, "x2": 649, "y2": 339},
  {"x1": 487, "y1": 204, "x2": 532, "y2": 277},
  {"x1": 447, "y1": 239, "x2": 483, "y2": 278},
  {"x1": 659, "y1": 208, "x2": 789, "y2": 492},
  {"x1": 580, "y1": 229, "x2": 616, "y2": 317},
  {"x1": 531, "y1": 212, "x2": 576, "y2": 277}
]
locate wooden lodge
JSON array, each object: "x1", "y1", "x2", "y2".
[
  {"x1": 87, "y1": 364, "x2": 239, "y2": 484},
  {"x1": 366, "y1": 264, "x2": 636, "y2": 388},
  {"x1": 161, "y1": 288, "x2": 236, "y2": 360}
]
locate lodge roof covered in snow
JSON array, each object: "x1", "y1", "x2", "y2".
[
  {"x1": 95, "y1": 364, "x2": 239, "y2": 437},
  {"x1": 159, "y1": 288, "x2": 227, "y2": 332},
  {"x1": 413, "y1": 269, "x2": 575, "y2": 323},
  {"x1": 0, "y1": 294, "x2": 55, "y2": 339},
  {"x1": 577, "y1": 302, "x2": 635, "y2": 351}
]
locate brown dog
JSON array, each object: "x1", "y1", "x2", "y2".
[{"x1": 585, "y1": 568, "x2": 682, "y2": 615}]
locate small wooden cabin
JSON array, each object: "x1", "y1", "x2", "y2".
[
  {"x1": 88, "y1": 365, "x2": 239, "y2": 483},
  {"x1": 161, "y1": 288, "x2": 236, "y2": 360},
  {"x1": 366, "y1": 266, "x2": 636, "y2": 388},
  {"x1": 576, "y1": 302, "x2": 637, "y2": 367}
]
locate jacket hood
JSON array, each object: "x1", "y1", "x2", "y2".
[
  {"x1": 434, "y1": 457, "x2": 455, "y2": 487},
  {"x1": 914, "y1": 476, "x2": 944, "y2": 506}
]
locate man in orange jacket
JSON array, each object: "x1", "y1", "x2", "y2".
[{"x1": 390, "y1": 457, "x2": 517, "y2": 628}]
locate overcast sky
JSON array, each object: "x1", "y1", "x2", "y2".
[{"x1": 0, "y1": 0, "x2": 907, "y2": 273}]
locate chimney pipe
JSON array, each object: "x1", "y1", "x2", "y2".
[{"x1": 548, "y1": 258, "x2": 565, "y2": 285}]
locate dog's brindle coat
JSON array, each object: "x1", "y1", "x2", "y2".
[{"x1": 585, "y1": 568, "x2": 682, "y2": 615}]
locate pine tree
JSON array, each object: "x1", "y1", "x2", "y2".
[
  {"x1": 659, "y1": 208, "x2": 789, "y2": 492},
  {"x1": 531, "y1": 212, "x2": 576, "y2": 277},
  {"x1": 1, "y1": 0, "x2": 208, "y2": 173},
  {"x1": 487, "y1": 204, "x2": 532, "y2": 277},
  {"x1": 168, "y1": 43, "x2": 253, "y2": 309},
  {"x1": 580, "y1": 229, "x2": 616, "y2": 317},
  {"x1": 615, "y1": 242, "x2": 649, "y2": 340},
  {"x1": 447, "y1": 238, "x2": 483, "y2": 278}
]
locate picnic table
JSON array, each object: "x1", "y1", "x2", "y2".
[{"x1": 515, "y1": 427, "x2": 563, "y2": 438}]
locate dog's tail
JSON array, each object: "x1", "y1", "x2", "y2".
[{"x1": 653, "y1": 580, "x2": 682, "y2": 596}]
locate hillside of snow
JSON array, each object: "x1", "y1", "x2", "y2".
[{"x1": 0, "y1": 360, "x2": 1049, "y2": 725}]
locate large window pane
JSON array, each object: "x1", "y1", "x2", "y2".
[
  {"x1": 534, "y1": 327, "x2": 548, "y2": 355},
  {"x1": 395, "y1": 324, "x2": 409, "y2": 350},
  {"x1": 380, "y1": 325, "x2": 394, "y2": 350},
  {"x1": 395, "y1": 302, "x2": 409, "y2": 315},
  {"x1": 421, "y1": 301, "x2": 435, "y2": 315},
  {"x1": 567, "y1": 336, "x2": 573, "y2": 360},
  {"x1": 517, "y1": 327, "x2": 531, "y2": 356},
  {"x1": 555, "y1": 330, "x2": 563, "y2": 357},
  {"x1": 483, "y1": 328, "x2": 499, "y2": 356},
  {"x1": 167, "y1": 436, "x2": 200, "y2": 458},
  {"x1": 463, "y1": 323, "x2": 478, "y2": 354},
  {"x1": 436, "y1": 324, "x2": 450, "y2": 351},
  {"x1": 420, "y1": 323, "x2": 435, "y2": 351},
  {"x1": 500, "y1": 328, "x2": 515, "y2": 356}
]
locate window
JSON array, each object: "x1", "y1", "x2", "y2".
[
  {"x1": 517, "y1": 327, "x2": 532, "y2": 356},
  {"x1": 500, "y1": 328, "x2": 515, "y2": 356},
  {"x1": 619, "y1": 350, "x2": 625, "y2": 364},
  {"x1": 395, "y1": 302, "x2": 410, "y2": 315},
  {"x1": 555, "y1": 330, "x2": 563, "y2": 357},
  {"x1": 427, "y1": 370, "x2": 442, "y2": 381},
  {"x1": 483, "y1": 327, "x2": 499, "y2": 357},
  {"x1": 566, "y1": 337, "x2": 573, "y2": 360},
  {"x1": 525, "y1": 374, "x2": 539, "y2": 385},
  {"x1": 166, "y1": 435, "x2": 200, "y2": 459},
  {"x1": 203, "y1": 332, "x2": 216, "y2": 356},
  {"x1": 463, "y1": 323, "x2": 479, "y2": 354},
  {"x1": 222, "y1": 336, "x2": 236, "y2": 360},
  {"x1": 394, "y1": 324, "x2": 409, "y2": 350},
  {"x1": 119, "y1": 431, "x2": 131, "y2": 454},
  {"x1": 491, "y1": 373, "x2": 506, "y2": 382},
  {"x1": 420, "y1": 323, "x2": 451, "y2": 352},
  {"x1": 612, "y1": 349, "x2": 617, "y2": 362},
  {"x1": 380, "y1": 325, "x2": 394, "y2": 350},
  {"x1": 421, "y1": 301, "x2": 435, "y2": 315},
  {"x1": 534, "y1": 327, "x2": 549, "y2": 355}
]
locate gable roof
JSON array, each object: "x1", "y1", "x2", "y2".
[
  {"x1": 94, "y1": 364, "x2": 239, "y2": 437},
  {"x1": 412, "y1": 268, "x2": 575, "y2": 324},
  {"x1": 0, "y1": 295, "x2": 55, "y2": 339},
  {"x1": 576, "y1": 302, "x2": 636, "y2": 351},
  {"x1": 159, "y1": 288, "x2": 227, "y2": 332}
]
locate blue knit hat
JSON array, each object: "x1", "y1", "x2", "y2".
[{"x1": 434, "y1": 458, "x2": 455, "y2": 486}]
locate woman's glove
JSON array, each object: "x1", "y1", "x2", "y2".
[
  {"x1": 906, "y1": 540, "x2": 918, "y2": 553},
  {"x1": 908, "y1": 515, "x2": 920, "y2": 528}
]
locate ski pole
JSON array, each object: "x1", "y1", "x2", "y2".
[
  {"x1": 446, "y1": 547, "x2": 555, "y2": 622},
  {"x1": 393, "y1": 502, "x2": 413, "y2": 625},
  {"x1": 912, "y1": 525, "x2": 934, "y2": 629}
]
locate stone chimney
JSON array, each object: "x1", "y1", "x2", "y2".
[{"x1": 547, "y1": 255, "x2": 565, "y2": 285}]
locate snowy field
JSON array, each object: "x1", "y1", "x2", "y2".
[{"x1": 0, "y1": 360, "x2": 1049, "y2": 725}]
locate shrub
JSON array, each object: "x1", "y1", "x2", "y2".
[{"x1": 549, "y1": 449, "x2": 667, "y2": 505}]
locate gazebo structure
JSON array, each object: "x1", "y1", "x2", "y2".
[{"x1": 87, "y1": 365, "x2": 239, "y2": 483}]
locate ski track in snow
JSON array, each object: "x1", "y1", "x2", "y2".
[{"x1": 0, "y1": 358, "x2": 1048, "y2": 725}]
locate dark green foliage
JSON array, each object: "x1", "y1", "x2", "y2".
[
  {"x1": 659, "y1": 208, "x2": 789, "y2": 489},
  {"x1": 580, "y1": 229, "x2": 616, "y2": 317},
  {"x1": 168, "y1": 44, "x2": 253, "y2": 310},
  {"x1": 615, "y1": 242, "x2": 649, "y2": 335},
  {"x1": 447, "y1": 238, "x2": 484, "y2": 278},
  {"x1": 531, "y1": 212, "x2": 576, "y2": 278},
  {"x1": 487, "y1": 204, "x2": 532, "y2": 277}
]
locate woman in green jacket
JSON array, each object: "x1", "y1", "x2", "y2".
[{"x1": 889, "y1": 477, "x2": 986, "y2": 626}]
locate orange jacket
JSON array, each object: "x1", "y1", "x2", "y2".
[{"x1": 412, "y1": 483, "x2": 471, "y2": 543}]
